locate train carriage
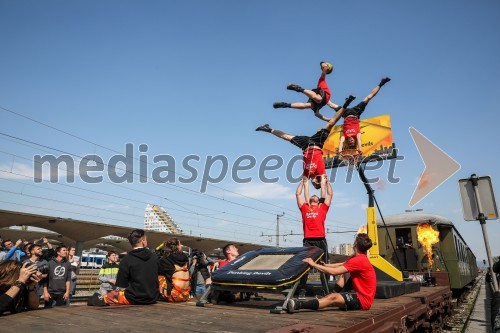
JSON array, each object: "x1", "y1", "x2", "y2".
[{"x1": 376, "y1": 213, "x2": 478, "y2": 290}]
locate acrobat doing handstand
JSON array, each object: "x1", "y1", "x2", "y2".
[
  {"x1": 256, "y1": 95, "x2": 355, "y2": 188},
  {"x1": 336, "y1": 77, "x2": 391, "y2": 155},
  {"x1": 273, "y1": 62, "x2": 335, "y2": 122}
]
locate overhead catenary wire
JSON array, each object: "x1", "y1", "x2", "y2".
[
  {"x1": 0, "y1": 178, "x2": 280, "y2": 234},
  {"x1": 0, "y1": 166, "x2": 284, "y2": 228},
  {"x1": 0, "y1": 131, "x2": 303, "y2": 219},
  {"x1": 0, "y1": 110, "x2": 363, "y2": 243},
  {"x1": 0, "y1": 105, "x2": 299, "y2": 214},
  {"x1": 0, "y1": 145, "x2": 360, "y2": 231}
]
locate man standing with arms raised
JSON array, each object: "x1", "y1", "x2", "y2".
[{"x1": 296, "y1": 174, "x2": 333, "y2": 299}]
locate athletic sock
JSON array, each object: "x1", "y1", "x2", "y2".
[
  {"x1": 273, "y1": 102, "x2": 291, "y2": 108},
  {"x1": 300, "y1": 299, "x2": 320, "y2": 310},
  {"x1": 332, "y1": 284, "x2": 343, "y2": 293},
  {"x1": 255, "y1": 124, "x2": 272, "y2": 133},
  {"x1": 287, "y1": 84, "x2": 304, "y2": 93},
  {"x1": 379, "y1": 77, "x2": 391, "y2": 87},
  {"x1": 342, "y1": 95, "x2": 356, "y2": 109}
]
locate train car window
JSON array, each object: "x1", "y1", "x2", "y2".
[
  {"x1": 459, "y1": 242, "x2": 464, "y2": 262},
  {"x1": 395, "y1": 228, "x2": 413, "y2": 248}
]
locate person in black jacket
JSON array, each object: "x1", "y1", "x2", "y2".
[{"x1": 87, "y1": 229, "x2": 159, "y2": 306}]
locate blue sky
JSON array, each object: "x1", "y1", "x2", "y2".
[{"x1": 1, "y1": 1, "x2": 499, "y2": 262}]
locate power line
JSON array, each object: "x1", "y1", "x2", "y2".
[
  {"x1": 0, "y1": 131, "x2": 301, "y2": 219},
  {"x1": 0, "y1": 175, "x2": 279, "y2": 233},
  {"x1": 0, "y1": 105, "x2": 298, "y2": 214},
  {"x1": 0, "y1": 146, "x2": 362, "y2": 232}
]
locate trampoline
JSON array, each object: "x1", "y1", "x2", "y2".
[{"x1": 196, "y1": 246, "x2": 326, "y2": 313}]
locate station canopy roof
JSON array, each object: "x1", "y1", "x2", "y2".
[{"x1": 0, "y1": 209, "x2": 263, "y2": 255}]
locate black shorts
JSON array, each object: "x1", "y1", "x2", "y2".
[
  {"x1": 290, "y1": 128, "x2": 330, "y2": 151},
  {"x1": 308, "y1": 88, "x2": 327, "y2": 112},
  {"x1": 343, "y1": 101, "x2": 367, "y2": 118},
  {"x1": 303, "y1": 238, "x2": 329, "y2": 264},
  {"x1": 339, "y1": 291, "x2": 363, "y2": 311}
]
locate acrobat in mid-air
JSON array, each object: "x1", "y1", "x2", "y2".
[
  {"x1": 256, "y1": 95, "x2": 356, "y2": 188},
  {"x1": 273, "y1": 62, "x2": 336, "y2": 122},
  {"x1": 336, "y1": 77, "x2": 391, "y2": 155}
]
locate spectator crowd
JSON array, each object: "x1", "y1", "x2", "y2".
[
  {"x1": 0, "y1": 231, "x2": 223, "y2": 315},
  {"x1": 2, "y1": 229, "x2": 377, "y2": 322}
]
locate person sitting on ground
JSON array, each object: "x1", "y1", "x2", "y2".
[
  {"x1": 257, "y1": 95, "x2": 355, "y2": 189},
  {"x1": 336, "y1": 78, "x2": 391, "y2": 155},
  {"x1": 213, "y1": 244, "x2": 248, "y2": 303},
  {"x1": 287, "y1": 233, "x2": 376, "y2": 313},
  {"x1": 273, "y1": 62, "x2": 335, "y2": 122},
  {"x1": 88, "y1": 229, "x2": 159, "y2": 306},
  {"x1": 158, "y1": 238, "x2": 190, "y2": 302},
  {"x1": 217, "y1": 244, "x2": 239, "y2": 269},
  {"x1": 98, "y1": 251, "x2": 119, "y2": 296},
  {"x1": 0, "y1": 261, "x2": 41, "y2": 315}
]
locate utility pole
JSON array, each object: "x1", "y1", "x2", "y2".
[{"x1": 276, "y1": 212, "x2": 285, "y2": 247}]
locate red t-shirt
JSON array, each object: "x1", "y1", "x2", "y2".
[
  {"x1": 317, "y1": 76, "x2": 331, "y2": 103},
  {"x1": 300, "y1": 203, "x2": 329, "y2": 238},
  {"x1": 343, "y1": 117, "x2": 360, "y2": 138},
  {"x1": 217, "y1": 259, "x2": 229, "y2": 268},
  {"x1": 343, "y1": 254, "x2": 376, "y2": 310},
  {"x1": 303, "y1": 148, "x2": 326, "y2": 179}
]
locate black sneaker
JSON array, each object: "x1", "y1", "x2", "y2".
[
  {"x1": 255, "y1": 124, "x2": 272, "y2": 133},
  {"x1": 343, "y1": 95, "x2": 356, "y2": 108},
  {"x1": 379, "y1": 77, "x2": 391, "y2": 87},
  {"x1": 273, "y1": 102, "x2": 290, "y2": 109},
  {"x1": 87, "y1": 292, "x2": 106, "y2": 306},
  {"x1": 287, "y1": 83, "x2": 304, "y2": 93},
  {"x1": 286, "y1": 298, "x2": 301, "y2": 313},
  {"x1": 298, "y1": 289, "x2": 307, "y2": 300}
]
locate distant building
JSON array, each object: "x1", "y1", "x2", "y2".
[
  {"x1": 144, "y1": 204, "x2": 184, "y2": 235},
  {"x1": 339, "y1": 243, "x2": 354, "y2": 256}
]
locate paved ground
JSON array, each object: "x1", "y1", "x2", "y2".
[{"x1": 465, "y1": 275, "x2": 493, "y2": 333}]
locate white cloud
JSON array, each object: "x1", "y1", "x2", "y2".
[
  {"x1": 333, "y1": 201, "x2": 356, "y2": 208},
  {"x1": 330, "y1": 192, "x2": 356, "y2": 208},
  {"x1": 228, "y1": 183, "x2": 295, "y2": 200},
  {"x1": 0, "y1": 162, "x2": 33, "y2": 179}
]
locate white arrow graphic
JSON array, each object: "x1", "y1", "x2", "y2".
[{"x1": 409, "y1": 127, "x2": 461, "y2": 207}]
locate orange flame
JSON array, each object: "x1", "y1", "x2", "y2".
[
  {"x1": 416, "y1": 223, "x2": 439, "y2": 268},
  {"x1": 357, "y1": 225, "x2": 367, "y2": 234}
]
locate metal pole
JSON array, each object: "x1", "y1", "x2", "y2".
[
  {"x1": 470, "y1": 174, "x2": 499, "y2": 292},
  {"x1": 276, "y1": 212, "x2": 285, "y2": 247}
]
